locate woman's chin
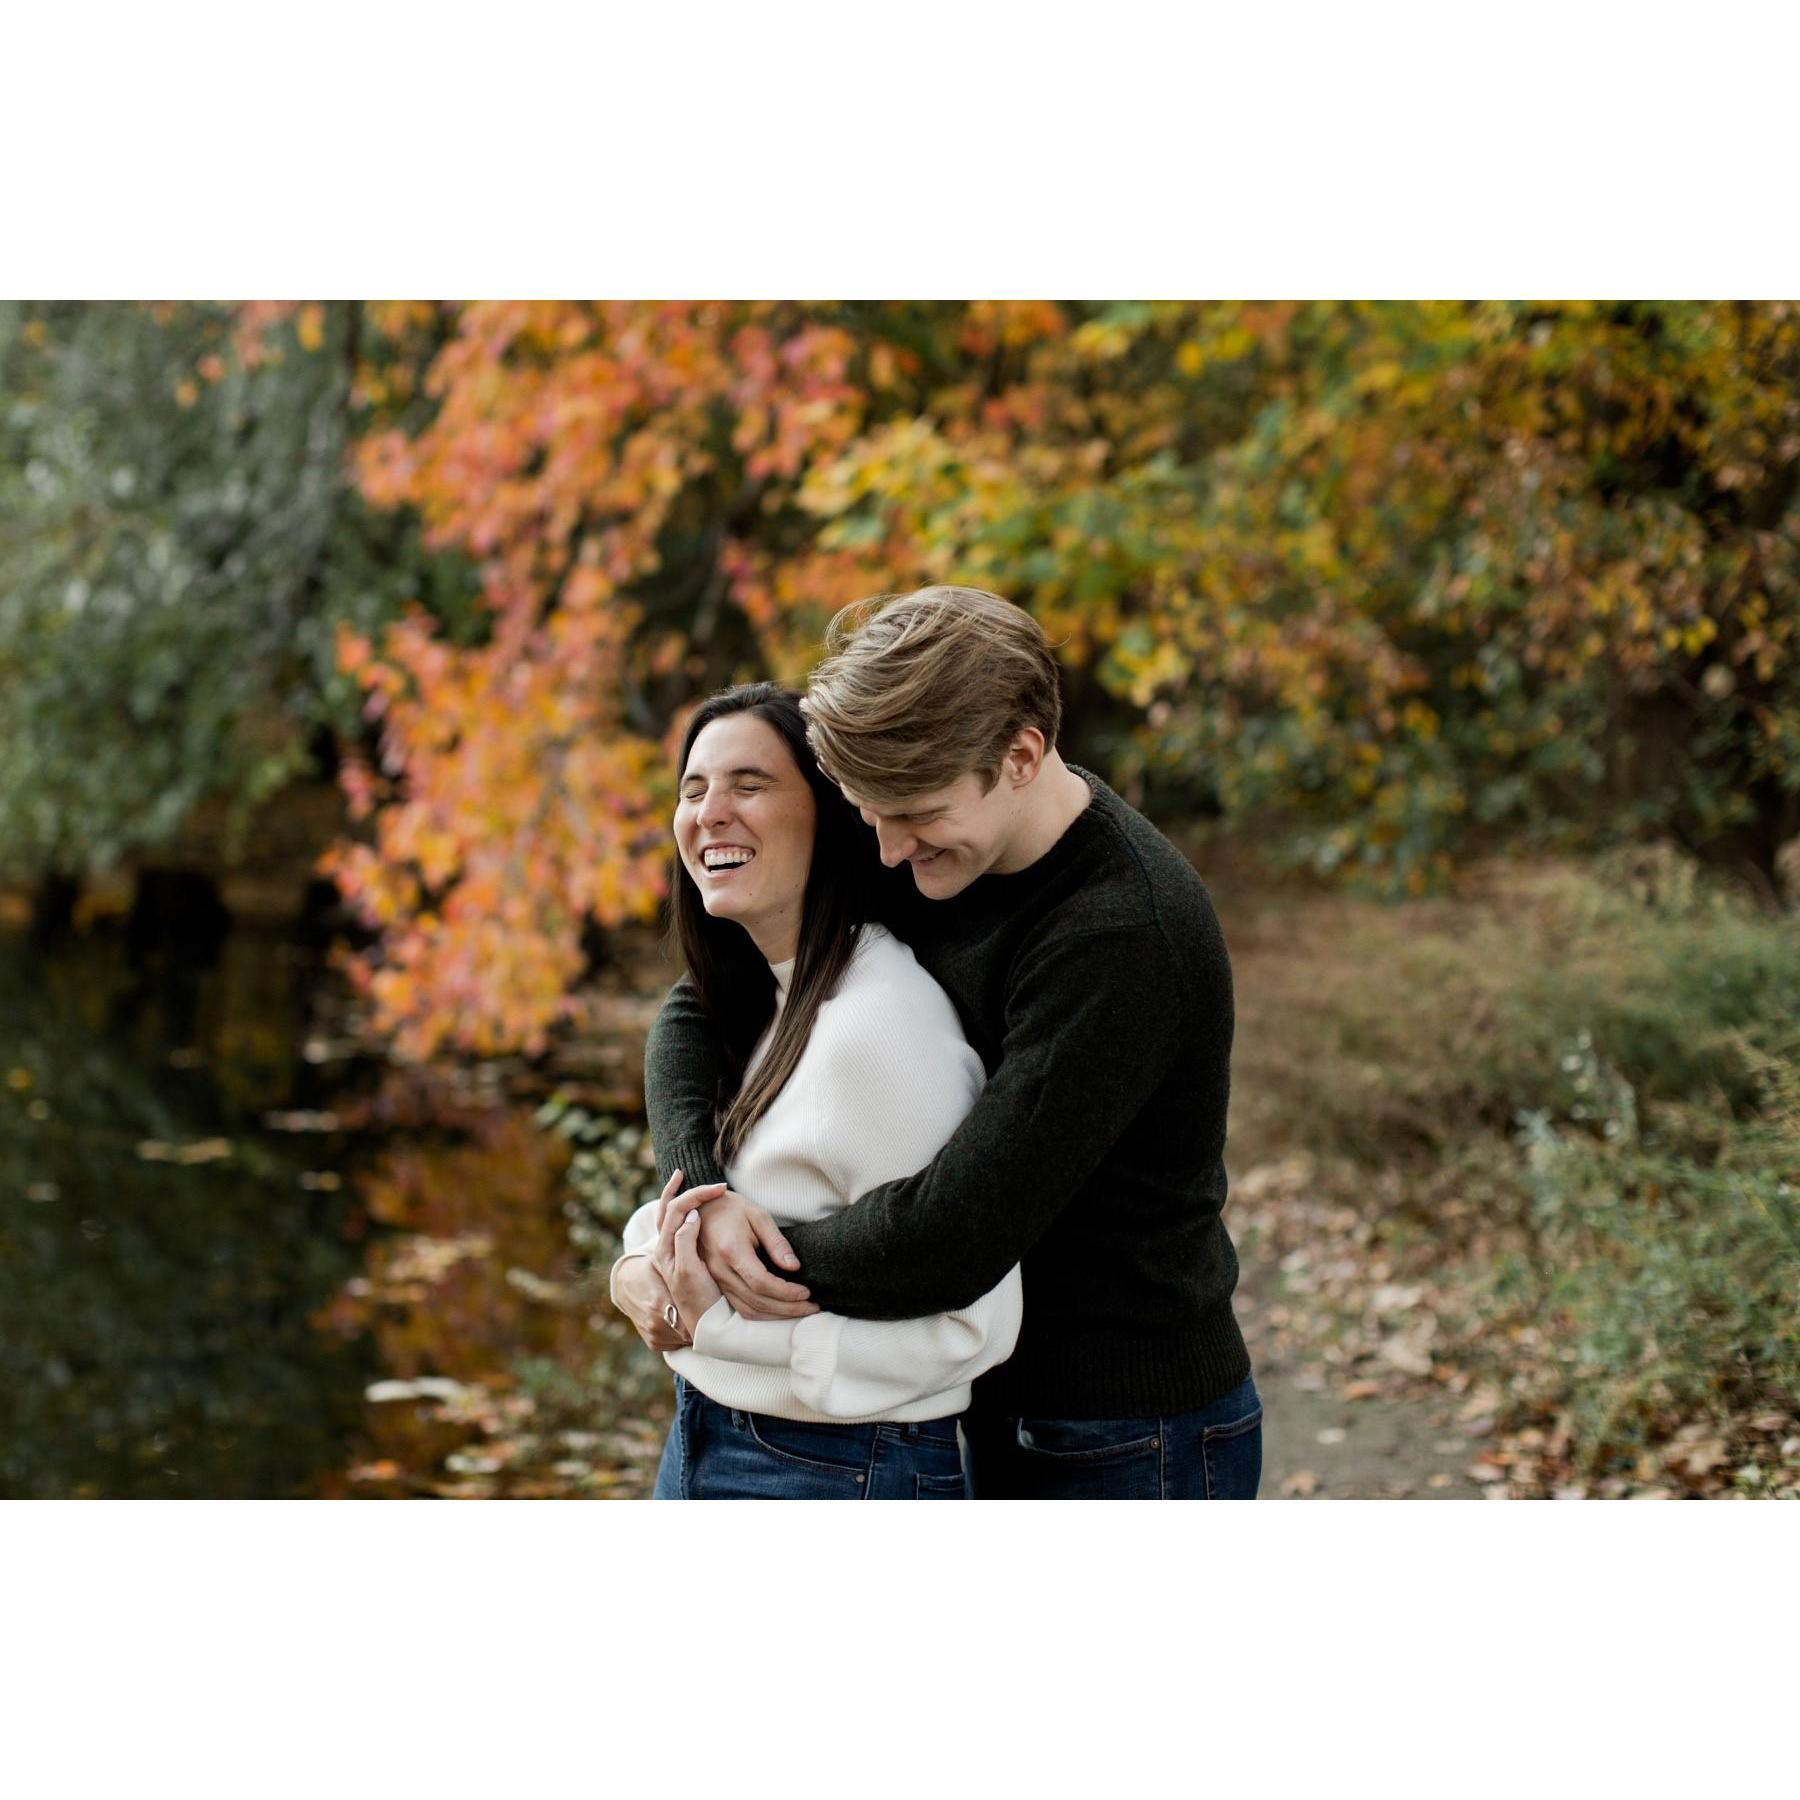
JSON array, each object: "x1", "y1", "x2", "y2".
[{"x1": 701, "y1": 890, "x2": 750, "y2": 924}]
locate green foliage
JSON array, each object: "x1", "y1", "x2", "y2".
[
  {"x1": 535, "y1": 1092, "x2": 662, "y2": 1236},
  {"x1": 0, "y1": 301, "x2": 480, "y2": 881},
  {"x1": 1492, "y1": 871, "x2": 1800, "y2": 1469},
  {"x1": 1151, "y1": 303, "x2": 1800, "y2": 892},
  {"x1": 1241, "y1": 852, "x2": 1800, "y2": 1477},
  {"x1": 533, "y1": 1093, "x2": 670, "y2": 1415},
  {"x1": 1510, "y1": 1064, "x2": 1798, "y2": 1473}
]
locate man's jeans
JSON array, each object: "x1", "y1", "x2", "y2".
[
  {"x1": 961, "y1": 1374, "x2": 1264, "y2": 1499},
  {"x1": 652, "y1": 1376, "x2": 968, "y2": 1499}
]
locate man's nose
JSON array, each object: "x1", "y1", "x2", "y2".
[{"x1": 873, "y1": 820, "x2": 913, "y2": 866}]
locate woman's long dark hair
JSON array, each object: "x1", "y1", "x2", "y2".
[{"x1": 671, "y1": 682, "x2": 908, "y2": 1165}]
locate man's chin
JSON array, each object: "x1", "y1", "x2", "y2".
[{"x1": 910, "y1": 857, "x2": 966, "y2": 898}]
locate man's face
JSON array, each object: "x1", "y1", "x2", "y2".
[{"x1": 840, "y1": 769, "x2": 1021, "y2": 899}]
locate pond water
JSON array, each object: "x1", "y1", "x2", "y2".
[{"x1": 0, "y1": 920, "x2": 669, "y2": 1499}]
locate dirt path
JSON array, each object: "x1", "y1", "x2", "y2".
[
  {"x1": 1235, "y1": 1242, "x2": 1485, "y2": 1499},
  {"x1": 1213, "y1": 860, "x2": 1491, "y2": 1499}
]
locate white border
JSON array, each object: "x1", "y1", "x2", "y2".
[
  {"x1": 7, "y1": 1502, "x2": 1794, "y2": 1794},
  {"x1": 7, "y1": 4, "x2": 1798, "y2": 296}
]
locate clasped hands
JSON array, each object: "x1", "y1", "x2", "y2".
[{"x1": 611, "y1": 1169, "x2": 821, "y2": 1354}]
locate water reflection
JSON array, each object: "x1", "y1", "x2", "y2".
[
  {"x1": 314, "y1": 1103, "x2": 660, "y2": 1498},
  {"x1": 2, "y1": 927, "x2": 368, "y2": 1497},
  {"x1": 1, "y1": 923, "x2": 666, "y2": 1499}
]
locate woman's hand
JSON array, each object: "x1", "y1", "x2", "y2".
[
  {"x1": 611, "y1": 1254, "x2": 686, "y2": 1351},
  {"x1": 651, "y1": 1170, "x2": 727, "y2": 1337},
  {"x1": 610, "y1": 1170, "x2": 723, "y2": 1350}
]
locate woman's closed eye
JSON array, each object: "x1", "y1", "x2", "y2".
[{"x1": 683, "y1": 782, "x2": 768, "y2": 801}]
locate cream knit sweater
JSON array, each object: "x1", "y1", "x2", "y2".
[{"x1": 615, "y1": 924, "x2": 1023, "y2": 1424}]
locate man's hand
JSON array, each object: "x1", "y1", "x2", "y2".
[{"x1": 689, "y1": 1188, "x2": 820, "y2": 1321}]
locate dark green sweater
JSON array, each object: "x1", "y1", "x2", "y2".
[{"x1": 643, "y1": 767, "x2": 1250, "y2": 1420}]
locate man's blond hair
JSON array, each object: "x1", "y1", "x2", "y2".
[{"x1": 799, "y1": 585, "x2": 1063, "y2": 803}]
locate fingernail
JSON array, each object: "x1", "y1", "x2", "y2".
[
  {"x1": 672, "y1": 1167, "x2": 682, "y2": 1181},
  {"x1": 685, "y1": 1210, "x2": 699, "y2": 1225}
]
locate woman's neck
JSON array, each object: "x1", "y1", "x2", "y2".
[{"x1": 747, "y1": 918, "x2": 799, "y2": 968}]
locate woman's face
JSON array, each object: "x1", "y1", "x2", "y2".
[{"x1": 675, "y1": 713, "x2": 818, "y2": 963}]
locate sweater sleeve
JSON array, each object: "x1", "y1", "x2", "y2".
[
  {"x1": 689, "y1": 1267, "x2": 1022, "y2": 1416},
  {"x1": 781, "y1": 923, "x2": 1187, "y2": 1319},
  {"x1": 607, "y1": 1195, "x2": 664, "y2": 1313},
  {"x1": 643, "y1": 974, "x2": 728, "y2": 1189}
]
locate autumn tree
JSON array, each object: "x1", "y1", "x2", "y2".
[
  {"x1": 314, "y1": 300, "x2": 1798, "y2": 1058},
  {"x1": 1125, "y1": 302, "x2": 1800, "y2": 893},
  {"x1": 796, "y1": 301, "x2": 1800, "y2": 893},
  {"x1": 316, "y1": 303, "x2": 889, "y2": 1056}
]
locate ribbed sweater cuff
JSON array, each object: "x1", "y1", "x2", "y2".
[{"x1": 656, "y1": 1134, "x2": 726, "y2": 1191}]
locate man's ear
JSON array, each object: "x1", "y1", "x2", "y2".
[{"x1": 1003, "y1": 727, "x2": 1047, "y2": 786}]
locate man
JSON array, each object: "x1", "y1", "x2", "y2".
[{"x1": 614, "y1": 585, "x2": 1257, "y2": 1498}]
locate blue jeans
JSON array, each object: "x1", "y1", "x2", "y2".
[
  {"x1": 652, "y1": 1377, "x2": 968, "y2": 1500},
  {"x1": 960, "y1": 1374, "x2": 1264, "y2": 1499}
]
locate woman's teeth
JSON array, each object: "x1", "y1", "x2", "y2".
[{"x1": 701, "y1": 847, "x2": 756, "y2": 871}]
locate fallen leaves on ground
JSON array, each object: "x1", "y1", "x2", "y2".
[{"x1": 1231, "y1": 1153, "x2": 1799, "y2": 1500}]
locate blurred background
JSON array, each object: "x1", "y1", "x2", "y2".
[{"x1": 2, "y1": 299, "x2": 1795, "y2": 1500}]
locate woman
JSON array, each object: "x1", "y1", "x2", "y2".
[{"x1": 609, "y1": 683, "x2": 1023, "y2": 1499}]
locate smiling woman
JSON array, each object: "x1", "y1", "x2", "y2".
[
  {"x1": 667, "y1": 685, "x2": 876, "y2": 1167},
  {"x1": 675, "y1": 712, "x2": 817, "y2": 967}
]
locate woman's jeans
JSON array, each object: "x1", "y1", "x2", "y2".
[
  {"x1": 652, "y1": 1376, "x2": 968, "y2": 1500},
  {"x1": 960, "y1": 1374, "x2": 1264, "y2": 1499}
]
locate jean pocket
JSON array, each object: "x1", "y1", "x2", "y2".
[
  {"x1": 1199, "y1": 1405, "x2": 1263, "y2": 1500},
  {"x1": 1015, "y1": 1417, "x2": 1162, "y2": 1464},
  {"x1": 742, "y1": 1413, "x2": 874, "y2": 1481},
  {"x1": 913, "y1": 1470, "x2": 968, "y2": 1500},
  {"x1": 1200, "y1": 1405, "x2": 1263, "y2": 1445},
  {"x1": 1008, "y1": 1416, "x2": 1163, "y2": 1499}
]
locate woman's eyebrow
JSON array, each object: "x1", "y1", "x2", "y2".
[{"x1": 682, "y1": 764, "x2": 780, "y2": 783}]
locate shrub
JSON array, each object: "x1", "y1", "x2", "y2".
[{"x1": 1237, "y1": 850, "x2": 1800, "y2": 1481}]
